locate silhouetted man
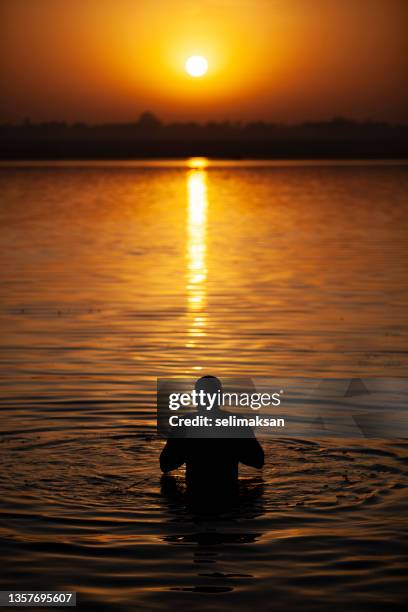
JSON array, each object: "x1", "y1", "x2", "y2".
[{"x1": 160, "y1": 376, "x2": 264, "y2": 497}]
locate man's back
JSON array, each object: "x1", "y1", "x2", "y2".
[
  {"x1": 160, "y1": 436, "x2": 264, "y2": 495},
  {"x1": 160, "y1": 375, "x2": 265, "y2": 499}
]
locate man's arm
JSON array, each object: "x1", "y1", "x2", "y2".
[
  {"x1": 160, "y1": 439, "x2": 186, "y2": 472},
  {"x1": 239, "y1": 437, "x2": 264, "y2": 468}
]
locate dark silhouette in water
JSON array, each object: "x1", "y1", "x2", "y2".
[
  {"x1": 160, "y1": 472, "x2": 265, "y2": 586},
  {"x1": 160, "y1": 376, "x2": 264, "y2": 502},
  {"x1": 161, "y1": 470, "x2": 265, "y2": 517}
]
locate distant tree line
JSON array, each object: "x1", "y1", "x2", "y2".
[{"x1": 1, "y1": 112, "x2": 407, "y2": 159}]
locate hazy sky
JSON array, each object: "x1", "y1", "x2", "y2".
[{"x1": 0, "y1": 0, "x2": 407, "y2": 123}]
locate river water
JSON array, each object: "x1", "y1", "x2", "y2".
[{"x1": 0, "y1": 160, "x2": 407, "y2": 610}]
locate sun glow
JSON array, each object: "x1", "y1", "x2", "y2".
[{"x1": 185, "y1": 55, "x2": 208, "y2": 78}]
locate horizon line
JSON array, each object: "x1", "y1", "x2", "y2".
[{"x1": 2, "y1": 114, "x2": 407, "y2": 128}]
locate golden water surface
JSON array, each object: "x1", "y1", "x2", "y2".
[{"x1": 0, "y1": 160, "x2": 407, "y2": 610}]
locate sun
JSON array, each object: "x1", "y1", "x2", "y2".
[{"x1": 185, "y1": 55, "x2": 208, "y2": 78}]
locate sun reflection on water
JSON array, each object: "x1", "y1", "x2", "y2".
[{"x1": 186, "y1": 161, "x2": 208, "y2": 348}]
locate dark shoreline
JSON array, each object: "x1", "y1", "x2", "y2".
[
  {"x1": 1, "y1": 147, "x2": 407, "y2": 161},
  {"x1": 2, "y1": 117, "x2": 407, "y2": 160}
]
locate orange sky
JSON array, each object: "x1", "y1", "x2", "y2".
[{"x1": 0, "y1": 0, "x2": 407, "y2": 123}]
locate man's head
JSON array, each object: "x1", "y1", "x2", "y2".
[{"x1": 195, "y1": 375, "x2": 222, "y2": 411}]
